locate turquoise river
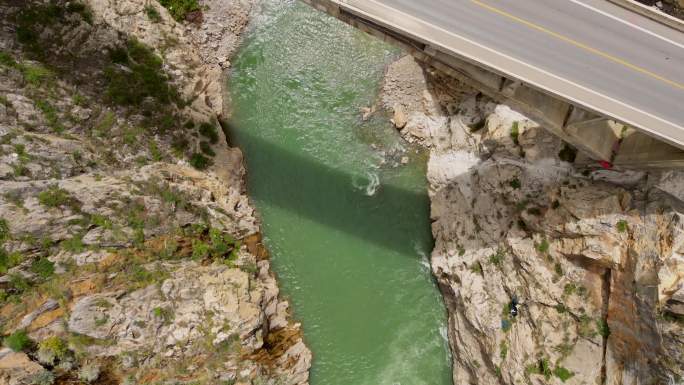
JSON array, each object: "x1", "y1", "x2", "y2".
[{"x1": 227, "y1": 1, "x2": 453, "y2": 384}]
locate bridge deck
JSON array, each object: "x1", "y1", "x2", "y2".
[{"x1": 333, "y1": 0, "x2": 684, "y2": 149}]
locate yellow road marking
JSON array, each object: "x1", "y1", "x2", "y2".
[{"x1": 470, "y1": 0, "x2": 684, "y2": 90}]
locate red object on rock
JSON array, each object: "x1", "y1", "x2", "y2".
[{"x1": 599, "y1": 160, "x2": 613, "y2": 169}]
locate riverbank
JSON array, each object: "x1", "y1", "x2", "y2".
[
  {"x1": 380, "y1": 55, "x2": 684, "y2": 384},
  {"x1": 0, "y1": 1, "x2": 310, "y2": 384}
]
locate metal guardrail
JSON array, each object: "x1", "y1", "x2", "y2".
[{"x1": 606, "y1": 0, "x2": 684, "y2": 33}]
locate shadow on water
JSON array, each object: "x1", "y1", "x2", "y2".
[{"x1": 224, "y1": 121, "x2": 433, "y2": 256}]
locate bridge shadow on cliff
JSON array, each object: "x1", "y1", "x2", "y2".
[{"x1": 224, "y1": 122, "x2": 433, "y2": 256}]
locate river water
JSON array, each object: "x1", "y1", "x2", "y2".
[{"x1": 227, "y1": 1, "x2": 453, "y2": 384}]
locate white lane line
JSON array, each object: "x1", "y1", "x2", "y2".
[
  {"x1": 337, "y1": 0, "x2": 684, "y2": 147},
  {"x1": 568, "y1": 0, "x2": 684, "y2": 50}
]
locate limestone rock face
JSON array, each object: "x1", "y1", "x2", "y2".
[
  {"x1": 0, "y1": 1, "x2": 310, "y2": 384},
  {"x1": 382, "y1": 55, "x2": 684, "y2": 384}
]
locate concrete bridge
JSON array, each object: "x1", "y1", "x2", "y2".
[{"x1": 302, "y1": 0, "x2": 684, "y2": 167}]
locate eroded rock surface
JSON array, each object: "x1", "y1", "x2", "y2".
[
  {"x1": 0, "y1": 1, "x2": 310, "y2": 384},
  {"x1": 381, "y1": 55, "x2": 684, "y2": 385}
]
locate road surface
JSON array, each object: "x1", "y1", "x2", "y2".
[{"x1": 335, "y1": 0, "x2": 684, "y2": 147}]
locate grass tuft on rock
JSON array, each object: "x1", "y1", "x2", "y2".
[{"x1": 3, "y1": 330, "x2": 32, "y2": 352}]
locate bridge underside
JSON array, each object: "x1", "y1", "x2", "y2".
[{"x1": 303, "y1": 0, "x2": 684, "y2": 168}]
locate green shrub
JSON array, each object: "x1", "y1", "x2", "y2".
[
  {"x1": 536, "y1": 239, "x2": 550, "y2": 253},
  {"x1": 37, "y1": 336, "x2": 68, "y2": 365},
  {"x1": 596, "y1": 318, "x2": 610, "y2": 338},
  {"x1": 8, "y1": 273, "x2": 31, "y2": 294},
  {"x1": 616, "y1": 220, "x2": 628, "y2": 233},
  {"x1": 0, "y1": 249, "x2": 23, "y2": 274},
  {"x1": 61, "y1": 235, "x2": 84, "y2": 253},
  {"x1": 189, "y1": 153, "x2": 212, "y2": 170},
  {"x1": 149, "y1": 141, "x2": 162, "y2": 161},
  {"x1": 200, "y1": 141, "x2": 215, "y2": 157},
  {"x1": 554, "y1": 262, "x2": 563, "y2": 276},
  {"x1": 38, "y1": 186, "x2": 71, "y2": 208},
  {"x1": 563, "y1": 283, "x2": 576, "y2": 296},
  {"x1": 35, "y1": 99, "x2": 62, "y2": 132},
  {"x1": 509, "y1": 178, "x2": 521, "y2": 189},
  {"x1": 104, "y1": 40, "x2": 179, "y2": 106},
  {"x1": 3, "y1": 330, "x2": 32, "y2": 352},
  {"x1": 525, "y1": 358, "x2": 552, "y2": 380},
  {"x1": 90, "y1": 214, "x2": 113, "y2": 230},
  {"x1": 22, "y1": 64, "x2": 53, "y2": 86},
  {"x1": 0, "y1": 51, "x2": 17, "y2": 67},
  {"x1": 158, "y1": 0, "x2": 200, "y2": 21},
  {"x1": 510, "y1": 121, "x2": 519, "y2": 145},
  {"x1": 152, "y1": 306, "x2": 174, "y2": 324},
  {"x1": 78, "y1": 362, "x2": 100, "y2": 383},
  {"x1": 171, "y1": 135, "x2": 189, "y2": 152},
  {"x1": 553, "y1": 366, "x2": 574, "y2": 382},
  {"x1": 30, "y1": 257, "x2": 55, "y2": 279},
  {"x1": 469, "y1": 261, "x2": 482, "y2": 275},
  {"x1": 558, "y1": 143, "x2": 577, "y2": 163},
  {"x1": 145, "y1": 5, "x2": 162, "y2": 22},
  {"x1": 488, "y1": 250, "x2": 505, "y2": 266},
  {"x1": 198, "y1": 123, "x2": 219, "y2": 144},
  {"x1": 26, "y1": 370, "x2": 55, "y2": 385},
  {"x1": 0, "y1": 218, "x2": 9, "y2": 243}
]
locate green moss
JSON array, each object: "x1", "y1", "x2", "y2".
[
  {"x1": 158, "y1": 0, "x2": 200, "y2": 21},
  {"x1": 500, "y1": 341, "x2": 508, "y2": 360},
  {"x1": 3, "y1": 330, "x2": 32, "y2": 352},
  {"x1": 509, "y1": 178, "x2": 521, "y2": 189}
]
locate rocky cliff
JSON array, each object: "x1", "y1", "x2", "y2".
[
  {"x1": 0, "y1": 1, "x2": 310, "y2": 384},
  {"x1": 382, "y1": 55, "x2": 684, "y2": 385}
]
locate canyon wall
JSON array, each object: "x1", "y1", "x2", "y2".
[
  {"x1": 382, "y1": 55, "x2": 684, "y2": 385},
  {"x1": 0, "y1": 1, "x2": 310, "y2": 384}
]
